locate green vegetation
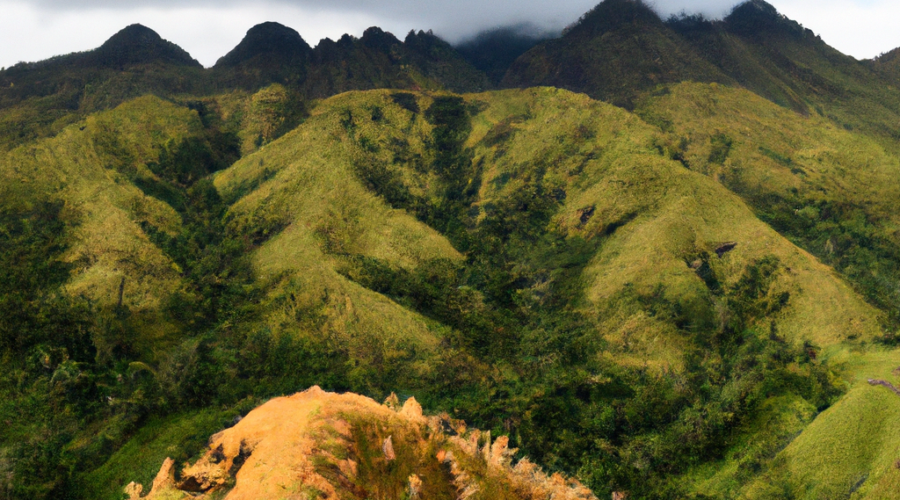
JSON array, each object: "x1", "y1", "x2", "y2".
[
  {"x1": 211, "y1": 87, "x2": 879, "y2": 498},
  {"x1": 0, "y1": 82, "x2": 895, "y2": 500},
  {"x1": 505, "y1": 0, "x2": 900, "y2": 151},
  {"x1": 639, "y1": 82, "x2": 900, "y2": 336},
  {"x1": 78, "y1": 407, "x2": 253, "y2": 500},
  {"x1": 1, "y1": 3, "x2": 900, "y2": 498},
  {"x1": 0, "y1": 85, "x2": 878, "y2": 499}
]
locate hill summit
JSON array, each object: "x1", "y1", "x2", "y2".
[
  {"x1": 125, "y1": 387, "x2": 597, "y2": 500},
  {"x1": 215, "y1": 22, "x2": 312, "y2": 68},
  {"x1": 91, "y1": 24, "x2": 201, "y2": 68},
  {"x1": 724, "y1": 0, "x2": 808, "y2": 37}
]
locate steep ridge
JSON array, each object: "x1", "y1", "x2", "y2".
[
  {"x1": 870, "y1": 47, "x2": 900, "y2": 84},
  {"x1": 0, "y1": 25, "x2": 209, "y2": 151},
  {"x1": 124, "y1": 387, "x2": 597, "y2": 500},
  {"x1": 2, "y1": 86, "x2": 883, "y2": 498},
  {"x1": 2, "y1": 12, "x2": 900, "y2": 496},
  {"x1": 89, "y1": 24, "x2": 201, "y2": 69},
  {"x1": 212, "y1": 24, "x2": 490, "y2": 93},
  {"x1": 638, "y1": 82, "x2": 900, "y2": 327},
  {"x1": 502, "y1": 0, "x2": 731, "y2": 108},
  {"x1": 503, "y1": 0, "x2": 900, "y2": 147},
  {"x1": 295, "y1": 28, "x2": 491, "y2": 96},
  {"x1": 0, "y1": 23, "x2": 490, "y2": 152}
]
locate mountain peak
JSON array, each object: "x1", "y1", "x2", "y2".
[
  {"x1": 565, "y1": 0, "x2": 662, "y2": 38},
  {"x1": 93, "y1": 24, "x2": 200, "y2": 68},
  {"x1": 725, "y1": 0, "x2": 808, "y2": 38},
  {"x1": 360, "y1": 26, "x2": 401, "y2": 52},
  {"x1": 215, "y1": 22, "x2": 311, "y2": 68},
  {"x1": 102, "y1": 24, "x2": 160, "y2": 45}
]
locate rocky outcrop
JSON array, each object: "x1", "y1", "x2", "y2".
[{"x1": 126, "y1": 386, "x2": 597, "y2": 500}]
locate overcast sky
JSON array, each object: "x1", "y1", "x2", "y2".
[{"x1": 1, "y1": 0, "x2": 898, "y2": 69}]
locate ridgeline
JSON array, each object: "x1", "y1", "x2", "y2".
[{"x1": 1, "y1": 1, "x2": 900, "y2": 499}]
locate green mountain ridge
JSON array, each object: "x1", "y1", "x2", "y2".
[
  {"x1": 504, "y1": 0, "x2": 900, "y2": 149},
  {"x1": 1, "y1": 1, "x2": 900, "y2": 499},
  {"x1": 215, "y1": 22, "x2": 313, "y2": 68},
  {"x1": 0, "y1": 22, "x2": 488, "y2": 153}
]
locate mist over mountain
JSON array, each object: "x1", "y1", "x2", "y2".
[
  {"x1": 503, "y1": 0, "x2": 900, "y2": 144},
  {"x1": 455, "y1": 24, "x2": 555, "y2": 84},
  {"x1": 2, "y1": 1, "x2": 900, "y2": 499}
]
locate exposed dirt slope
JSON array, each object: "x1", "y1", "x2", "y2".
[{"x1": 126, "y1": 387, "x2": 597, "y2": 500}]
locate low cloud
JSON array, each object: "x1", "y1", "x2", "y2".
[{"x1": 1, "y1": 0, "x2": 899, "y2": 69}]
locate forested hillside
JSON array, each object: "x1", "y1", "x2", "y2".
[{"x1": 1, "y1": 1, "x2": 899, "y2": 499}]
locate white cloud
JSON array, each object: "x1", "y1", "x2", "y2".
[
  {"x1": 775, "y1": 0, "x2": 900, "y2": 59},
  {"x1": 0, "y1": 2, "x2": 387, "y2": 68},
  {"x1": 1, "y1": 0, "x2": 898, "y2": 70}
]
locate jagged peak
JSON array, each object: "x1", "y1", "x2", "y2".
[
  {"x1": 94, "y1": 24, "x2": 200, "y2": 68},
  {"x1": 404, "y1": 29, "x2": 455, "y2": 53},
  {"x1": 215, "y1": 22, "x2": 311, "y2": 67},
  {"x1": 360, "y1": 26, "x2": 401, "y2": 52}
]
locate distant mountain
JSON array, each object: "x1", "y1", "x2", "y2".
[
  {"x1": 0, "y1": 24, "x2": 203, "y2": 100},
  {"x1": 216, "y1": 22, "x2": 312, "y2": 68},
  {"x1": 455, "y1": 25, "x2": 554, "y2": 84},
  {"x1": 211, "y1": 22, "x2": 311, "y2": 90},
  {"x1": 503, "y1": 0, "x2": 900, "y2": 144},
  {"x1": 502, "y1": 0, "x2": 731, "y2": 108},
  {"x1": 213, "y1": 24, "x2": 491, "y2": 94},
  {"x1": 0, "y1": 23, "x2": 490, "y2": 151},
  {"x1": 89, "y1": 24, "x2": 202, "y2": 69},
  {"x1": 0, "y1": 24, "x2": 208, "y2": 150}
]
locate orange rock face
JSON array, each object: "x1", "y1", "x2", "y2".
[{"x1": 127, "y1": 386, "x2": 597, "y2": 500}]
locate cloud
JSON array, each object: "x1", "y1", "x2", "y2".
[{"x1": 1, "y1": 0, "x2": 899, "y2": 70}]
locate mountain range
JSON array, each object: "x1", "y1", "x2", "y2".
[{"x1": 1, "y1": 1, "x2": 900, "y2": 499}]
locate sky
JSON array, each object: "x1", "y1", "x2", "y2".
[{"x1": 0, "y1": 0, "x2": 898, "y2": 69}]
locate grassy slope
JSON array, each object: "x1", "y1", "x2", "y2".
[
  {"x1": 1, "y1": 85, "x2": 895, "y2": 497},
  {"x1": 676, "y1": 345, "x2": 900, "y2": 499},
  {"x1": 636, "y1": 81, "x2": 900, "y2": 498},
  {"x1": 339, "y1": 87, "x2": 892, "y2": 496},
  {"x1": 213, "y1": 85, "x2": 890, "y2": 480},
  {"x1": 739, "y1": 348, "x2": 900, "y2": 500},
  {"x1": 501, "y1": 1, "x2": 730, "y2": 109},
  {"x1": 464, "y1": 88, "x2": 877, "y2": 359},
  {"x1": 0, "y1": 96, "x2": 197, "y2": 352},
  {"x1": 639, "y1": 82, "x2": 900, "y2": 325},
  {"x1": 214, "y1": 86, "x2": 879, "y2": 374},
  {"x1": 215, "y1": 90, "x2": 465, "y2": 390}
]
